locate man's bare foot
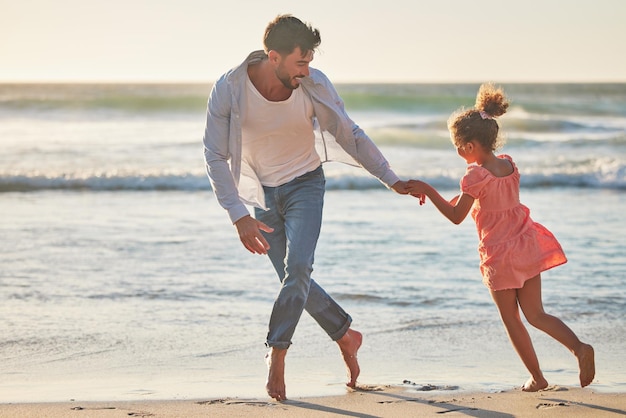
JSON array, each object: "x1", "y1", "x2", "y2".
[
  {"x1": 337, "y1": 328, "x2": 362, "y2": 388},
  {"x1": 522, "y1": 376, "x2": 549, "y2": 392},
  {"x1": 576, "y1": 343, "x2": 595, "y2": 387},
  {"x1": 265, "y1": 347, "x2": 287, "y2": 401}
]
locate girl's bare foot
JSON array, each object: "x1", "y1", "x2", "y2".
[
  {"x1": 522, "y1": 376, "x2": 549, "y2": 392},
  {"x1": 265, "y1": 348, "x2": 287, "y2": 401},
  {"x1": 337, "y1": 328, "x2": 362, "y2": 388},
  {"x1": 576, "y1": 343, "x2": 595, "y2": 387}
]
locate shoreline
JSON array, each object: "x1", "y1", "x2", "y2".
[{"x1": 1, "y1": 385, "x2": 624, "y2": 417}]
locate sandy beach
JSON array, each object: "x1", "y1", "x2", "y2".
[{"x1": 1, "y1": 385, "x2": 624, "y2": 418}]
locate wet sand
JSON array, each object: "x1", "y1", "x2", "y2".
[{"x1": 1, "y1": 385, "x2": 624, "y2": 417}]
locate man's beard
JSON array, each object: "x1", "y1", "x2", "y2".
[{"x1": 276, "y1": 66, "x2": 300, "y2": 90}]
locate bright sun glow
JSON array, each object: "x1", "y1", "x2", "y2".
[{"x1": 1, "y1": 0, "x2": 625, "y2": 83}]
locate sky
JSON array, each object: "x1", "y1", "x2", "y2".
[{"x1": 1, "y1": 0, "x2": 625, "y2": 83}]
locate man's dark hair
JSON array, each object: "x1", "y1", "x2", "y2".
[{"x1": 263, "y1": 14, "x2": 321, "y2": 56}]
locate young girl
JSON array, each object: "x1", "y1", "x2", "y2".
[{"x1": 406, "y1": 83, "x2": 595, "y2": 392}]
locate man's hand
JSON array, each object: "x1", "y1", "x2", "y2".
[
  {"x1": 391, "y1": 180, "x2": 409, "y2": 195},
  {"x1": 234, "y1": 215, "x2": 274, "y2": 255}
]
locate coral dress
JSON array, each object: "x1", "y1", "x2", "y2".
[{"x1": 460, "y1": 155, "x2": 567, "y2": 291}]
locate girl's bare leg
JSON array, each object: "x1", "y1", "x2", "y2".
[
  {"x1": 490, "y1": 288, "x2": 548, "y2": 392},
  {"x1": 517, "y1": 275, "x2": 595, "y2": 387}
]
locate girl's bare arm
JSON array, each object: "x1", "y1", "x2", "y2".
[{"x1": 406, "y1": 180, "x2": 474, "y2": 224}]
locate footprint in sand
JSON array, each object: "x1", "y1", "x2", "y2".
[
  {"x1": 536, "y1": 402, "x2": 568, "y2": 410},
  {"x1": 353, "y1": 384, "x2": 387, "y2": 392}
]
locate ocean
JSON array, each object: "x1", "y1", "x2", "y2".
[{"x1": 0, "y1": 82, "x2": 624, "y2": 403}]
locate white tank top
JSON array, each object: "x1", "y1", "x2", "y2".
[{"x1": 242, "y1": 76, "x2": 321, "y2": 187}]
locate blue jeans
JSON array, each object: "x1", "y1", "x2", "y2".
[{"x1": 255, "y1": 166, "x2": 352, "y2": 349}]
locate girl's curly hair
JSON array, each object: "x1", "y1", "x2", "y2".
[{"x1": 448, "y1": 83, "x2": 509, "y2": 151}]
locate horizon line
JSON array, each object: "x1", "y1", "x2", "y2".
[{"x1": 1, "y1": 79, "x2": 626, "y2": 85}]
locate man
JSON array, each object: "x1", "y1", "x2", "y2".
[{"x1": 203, "y1": 14, "x2": 408, "y2": 401}]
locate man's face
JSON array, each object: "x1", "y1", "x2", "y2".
[{"x1": 274, "y1": 47, "x2": 313, "y2": 90}]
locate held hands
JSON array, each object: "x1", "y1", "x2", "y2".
[
  {"x1": 234, "y1": 215, "x2": 274, "y2": 255},
  {"x1": 395, "y1": 179, "x2": 426, "y2": 205},
  {"x1": 391, "y1": 180, "x2": 410, "y2": 195}
]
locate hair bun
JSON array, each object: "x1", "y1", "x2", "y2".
[{"x1": 475, "y1": 83, "x2": 509, "y2": 118}]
